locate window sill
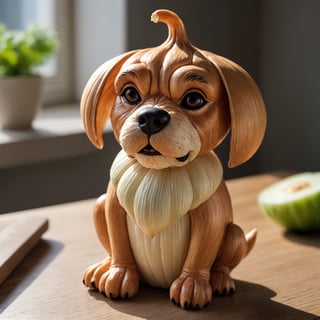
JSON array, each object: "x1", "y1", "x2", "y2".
[{"x1": 0, "y1": 104, "x2": 112, "y2": 169}]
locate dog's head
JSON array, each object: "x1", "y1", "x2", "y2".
[{"x1": 81, "y1": 9, "x2": 266, "y2": 170}]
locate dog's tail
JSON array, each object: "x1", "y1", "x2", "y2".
[{"x1": 245, "y1": 228, "x2": 257, "y2": 257}]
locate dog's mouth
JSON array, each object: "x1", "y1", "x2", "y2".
[
  {"x1": 139, "y1": 144, "x2": 161, "y2": 156},
  {"x1": 176, "y1": 153, "x2": 190, "y2": 162},
  {"x1": 138, "y1": 144, "x2": 190, "y2": 162}
]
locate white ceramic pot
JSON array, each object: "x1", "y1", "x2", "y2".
[{"x1": 0, "y1": 75, "x2": 43, "y2": 130}]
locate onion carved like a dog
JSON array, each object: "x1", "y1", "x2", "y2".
[{"x1": 81, "y1": 9, "x2": 266, "y2": 310}]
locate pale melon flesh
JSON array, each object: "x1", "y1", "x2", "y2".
[{"x1": 258, "y1": 173, "x2": 320, "y2": 231}]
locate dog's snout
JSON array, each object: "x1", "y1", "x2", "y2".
[{"x1": 138, "y1": 108, "x2": 170, "y2": 135}]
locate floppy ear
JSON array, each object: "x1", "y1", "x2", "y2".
[
  {"x1": 203, "y1": 51, "x2": 267, "y2": 168},
  {"x1": 81, "y1": 51, "x2": 138, "y2": 149}
]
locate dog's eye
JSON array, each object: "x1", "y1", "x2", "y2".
[
  {"x1": 121, "y1": 87, "x2": 141, "y2": 105},
  {"x1": 181, "y1": 92, "x2": 207, "y2": 110}
]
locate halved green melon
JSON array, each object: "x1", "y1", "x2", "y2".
[{"x1": 258, "y1": 173, "x2": 320, "y2": 231}]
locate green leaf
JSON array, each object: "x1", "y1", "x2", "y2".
[{"x1": 0, "y1": 23, "x2": 58, "y2": 76}]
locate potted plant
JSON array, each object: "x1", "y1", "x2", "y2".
[{"x1": 0, "y1": 23, "x2": 58, "y2": 129}]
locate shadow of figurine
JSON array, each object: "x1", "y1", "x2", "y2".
[{"x1": 89, "y1": 279, "x2": 318, "y2": 320}]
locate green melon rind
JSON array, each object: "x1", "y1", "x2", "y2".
[{"x1": 258, "y1": 173, "x2": 320, "y2": 231}]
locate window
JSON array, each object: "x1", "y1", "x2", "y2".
[
  {"x1": 1, "y1": 0, "x2": 128, "y2": 105},
  {"x1": 0, "y1": 0, "x2": 73, "y2": 104}
]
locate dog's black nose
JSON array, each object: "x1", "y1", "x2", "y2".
[{"x1": 138, "y1": 108, "x2": 170, "y2": 135}]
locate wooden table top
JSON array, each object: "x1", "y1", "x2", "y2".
[{"x1": 0, "y1": 172, "x2": 319, "y2": 319}]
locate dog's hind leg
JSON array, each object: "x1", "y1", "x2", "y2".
[
  {"x1": 210, "y1": 223, "x2": 257, "y2": 296},
  {"x1": 92, "y1": 193, "x2": 111, "y2": 253}
]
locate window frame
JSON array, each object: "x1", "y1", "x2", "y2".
[{"x1": 42, "y1": 0, "x2": 74, "y2": 105}]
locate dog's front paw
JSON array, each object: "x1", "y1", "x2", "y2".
[
  {"x1": 97, "y1": 265, "x2": 139, "y2": 299},
  {"x1": 83, "y1": 257, "x2": 112, "y2": 289},
  {"x1": 170, "y1": 271, "x2": 212, "y2": 310}
]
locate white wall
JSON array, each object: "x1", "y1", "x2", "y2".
[{"x1": 74, "y1": 0, "x2": 127, "y2": 99}]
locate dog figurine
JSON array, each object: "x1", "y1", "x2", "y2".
[{"x1": 81, "y1": 9, "x2": 266, "y2": 310}]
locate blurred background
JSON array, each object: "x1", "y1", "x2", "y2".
[{"x1": 0, "y1": 0, "x2": 319, "y2": 213}]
